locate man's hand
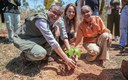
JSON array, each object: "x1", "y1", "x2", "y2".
[
  {"x1": 64, "y1": 57, "x2": 77, "y2": 69},
  {"x1": 71, "y1": 54, "x2": 78, "y2": 62}
]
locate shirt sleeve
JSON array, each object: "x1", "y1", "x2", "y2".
[
  {"x1": 54, "y1": 19, "x2": 68, "y2": 40},
  {"x1": 98, "y1": 17, "x2": 110, "y2": 33},
  {"x1": 35, "y1": 19, "x2": 60, "y2": 49}
]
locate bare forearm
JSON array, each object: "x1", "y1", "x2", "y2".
[
  {"x1": 54, "y1": 47, "x2": 68, "y2": 61},
  {"x1": 64, "y1": 39, "x2": 70, "y2": 50},
  {"x1": 75, "y1": 37, "x2": 82, "y2": 47}
]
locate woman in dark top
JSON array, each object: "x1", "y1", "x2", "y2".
[{"x1": 0, "y1": 0, "x2": 5, "y2": 23}]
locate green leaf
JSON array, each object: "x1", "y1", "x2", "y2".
[
  {"x1": 65, "y1": 48, "x2": 74, "y2": 57},
  {"x1": 74, "y1": 48, "x2": 81, "y2": 58},
  {"x1": 65, "y1": 47, "x2": 81, "y2": 58}
]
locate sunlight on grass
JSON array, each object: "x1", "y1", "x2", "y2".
[
  {"x1": 0, "y1": 44, "x2": 20, "y2": 71},
  {"x1": 0, "y1": 22, "x2": 5, "y2": 29}
]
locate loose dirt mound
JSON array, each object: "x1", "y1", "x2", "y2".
[
  {"x1": 0, "y1": 31, "x2": 127, "y2": 80},
  {"x1": 0, "y1": 42, "x2": 127, "y2": 80}
]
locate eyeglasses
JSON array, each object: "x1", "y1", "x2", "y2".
[{"x1": 51, "y1": 10, "x2": 61, "y2": 16}]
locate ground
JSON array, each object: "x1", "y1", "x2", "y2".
[{"x1": 0, "y1": 29, "x2": 127, "y2": 80}]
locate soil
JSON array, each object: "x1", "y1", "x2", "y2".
[{"x1": 0, "y1": 32, "x2": 128, "y2": 80}]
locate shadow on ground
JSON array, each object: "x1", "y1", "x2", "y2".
[
  {"x1": 76, "y1": 69, "x2": 126, "y2": 80},
  {"x1": 0, "y1": 36, "x2": 10, "y2": 44},
  {"x1": 5, "y1": 56, "x2": 47, "y2": 77},
  {"x1": 5, "y1": 55, "x2": 75, "y2": 77}
]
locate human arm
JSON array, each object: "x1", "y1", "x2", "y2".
[
  {"x1": 74, "y1": 20, "x2": 80, "y2": 39},
  {"x1": 54, "y1": 18, "x2": 71, "y2": 50},
  {"x1": 63, "y1": 39, "x2": 70, "y2": 50},
  {"x1": 54, "y1": 46, "x2": 76, "y2": 68},
  {"x1": 54, "y1": 25, "x2": 70, "y2": 50},
  {"x1": 35, "y1": 19, "x2": 76, "y2": 68},
  {"x1": 75, "y1": 25, "x2": 83, "y2": 47},
  {"x1": 99, "y1": 0, "x2": 105, "y2": 15}
]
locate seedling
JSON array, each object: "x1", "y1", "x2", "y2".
[{"x1": 65, "y1": 47, "x2": 81, "y2": 59}]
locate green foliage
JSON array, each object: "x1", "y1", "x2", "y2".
[
  {"x1": 65, "y1": 47, "x2": 81, "y2": 58},
  {"x1": 24, "y1": 2, "x2": 29, "y2": 6},
  {"x1": 61, "y1": 1, "x2": 65, "y2": 6},
  {"x1": 37, "y1": 9, "x2": 44, "y2": 13},
  {"x1": 22, "y1": 0, "x2": 29, "y2": 7}
]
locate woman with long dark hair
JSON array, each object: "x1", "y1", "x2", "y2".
[{"x1": 53, "y1": 3, "x2": 78, "y2": 50}]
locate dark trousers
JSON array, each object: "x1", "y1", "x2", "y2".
[
  {"x1": 0, "y1": 11, "x2": 5, "y2": 23},
  {"x1": 107, "y1": 13, "x2": 120, "y2": 36}
]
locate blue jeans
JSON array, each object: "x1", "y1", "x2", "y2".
[
  {"x1": 4, "y1": 13, "x2": 20, "y2": 42},
  {"x1": 119, "y1": 6, "x2": 128, "y2": 46}
]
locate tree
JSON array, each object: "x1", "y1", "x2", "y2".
[{"x1": 22, "y1": 0, "x2": 29, "y2": 18}]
